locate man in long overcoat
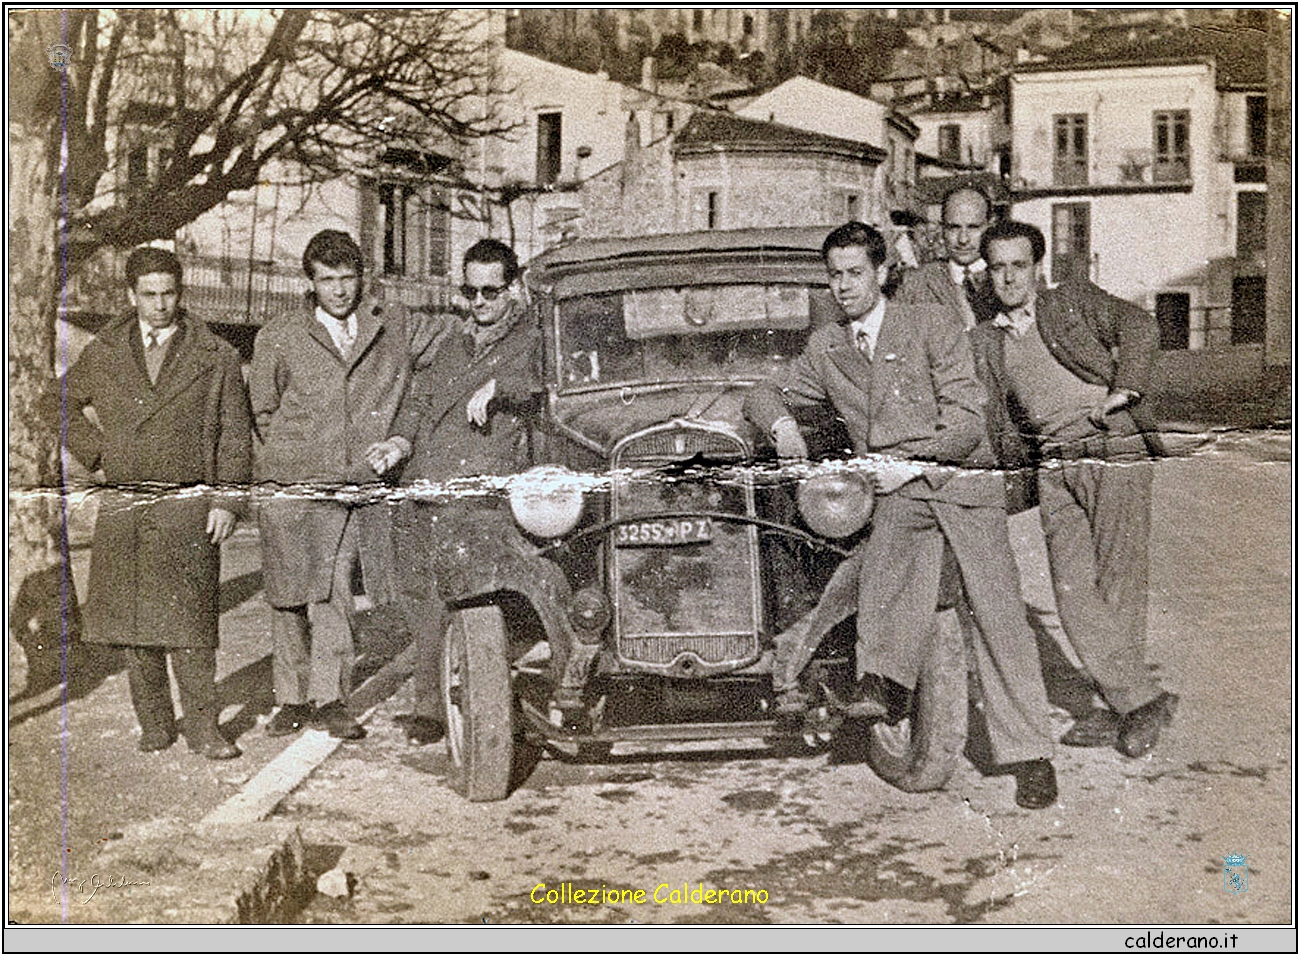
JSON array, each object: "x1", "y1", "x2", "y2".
[
  {"x1": 249, "y1": 230, "x2": 439, "y2": 739},
  {"x1": 59, "y1": 246, "x2": 251, "y2": 758},
  {"x1": 389, "y1": 237, "x2": 546, "y2": 745}
]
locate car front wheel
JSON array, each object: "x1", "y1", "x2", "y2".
[
  {"x1": 441, "y1": 605, "x2": 514, "y2": 801},
  {"x1": 865, "y1": 608, "x2": 968, "y2": 792}
]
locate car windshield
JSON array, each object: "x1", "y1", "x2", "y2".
[{"x1": 555, "y1": 286, "x2": 815, "y2": 392}]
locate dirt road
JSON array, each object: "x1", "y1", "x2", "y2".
[{"x1": 287, "y1": 446, "x2": 1292, "y2": 924}]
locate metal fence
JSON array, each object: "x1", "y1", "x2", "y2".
[{"x1": 62, "y1": 254, "x2": 452, "y2": 327}]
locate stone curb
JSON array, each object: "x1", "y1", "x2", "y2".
[{"x1": 61, "y1": 641, "x2": 420, "y2": 924}]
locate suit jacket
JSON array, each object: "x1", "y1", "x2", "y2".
[
  {"x1": 970, "y1": 279, "x2": 1165, "y2": 465},
  {"x1": 60, "y1": 312, "x2": 252, "y2": 647},
  {"x1": 894, "y1": 260, "x2": 1000, "y2": 329},
  {"x1": 249, "y1": 295, "x2": 440, "y2": 607},
  {"x1": 745, "y1": 301, "x2": 1000, "y2": 507}
]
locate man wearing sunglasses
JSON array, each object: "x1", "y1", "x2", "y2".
[{"x1": 391, "y1": 238, "x2": 546, "y2": 746}]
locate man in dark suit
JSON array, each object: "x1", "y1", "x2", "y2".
[
  {"x1": 391, "y1": 238, "x2": 546, "y2": 746},
  {"x1": 59, "y1": 247, "x2": 251, "y2": 759},
  {"x1": 746, "y1": 222, "x2": 1058, "y2": 809},
  {"x1": 974, "y1": 220, "x2": 1177, "y2": 758},
  {"x1": 895, "y1": 185, "x2": 1001, "y2": 329}
]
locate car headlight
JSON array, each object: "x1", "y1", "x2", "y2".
[
  {"x1": 509, "y1": 465, "x2": 586, "y2": 538},
  {"x1": 796, "y1": 472, "x2": 874, "y2": 539}
]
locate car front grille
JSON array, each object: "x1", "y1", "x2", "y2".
[
  {"x1": 614, "y1": 424, "x2": 747, "y2": 466},
  {"x1": 618, "y1": 632, "x2": 758, "y2": 668}
]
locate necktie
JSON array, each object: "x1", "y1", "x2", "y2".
[
  {"x1": 336, "y1": 318, "x2": 354, "y2": 356},
  {"x1": 144, "y1": 330, "x2": 165, "y2": 383},
  {"x1": 963, "y1": 268, "x2": 997, "y2": 325},
  {"x1": 855, "y1": 327, "x2": 874, "y2": 360}
]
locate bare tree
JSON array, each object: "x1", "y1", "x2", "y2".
[
  {"x1": 57, "y1": 9, "x2": 513, "y2": 256},
  {"x1": 8, "y1": 8, "x2": 516, "y2": 692}
]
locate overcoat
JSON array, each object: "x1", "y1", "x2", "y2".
[
  {"x1": 893, "y1": 260, "x2": 998, "y2": 330},
  {"x1": 249, "y1": 296, "x2": 439, "y2": 607},
  {"x1": 61, "y1": 312, "x2": 252, "y2": 648},
  {"x1": 395, "y1": 303, "x2": 543, "y2": 482}
]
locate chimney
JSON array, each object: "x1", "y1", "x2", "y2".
[{"x1": 641, "y1": 56, "x2": 656, "y2": 91}]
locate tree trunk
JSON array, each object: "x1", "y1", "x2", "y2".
[{"x1": 8, "y1": 10, "x2": 68, "y2": 698}]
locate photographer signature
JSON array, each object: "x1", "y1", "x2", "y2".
[{"x1": 52, "y1": 872, "x2": 151, "y2": 903}]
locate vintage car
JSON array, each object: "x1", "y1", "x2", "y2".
[{"x1": 424, "y1": 228, "x2": 966, "y2": 801}]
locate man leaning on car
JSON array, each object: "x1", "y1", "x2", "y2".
[
  {"x1": 744, "y1": 221, "x2": 1060, "y2": 810},
  {"x1": 390, "y1": 238, "x2": 547, "y2": 746}
]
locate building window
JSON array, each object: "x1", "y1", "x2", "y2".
[
  {"x1": 693, "y1": 10, "x2": 704, "y2": 31},
  {"x1": 1247, "y1": 95, "x2": 1268, "y2": 156},
  {"x1": 377, "y1": 183, "x2": 449, "y2": 278},
  {"x1": 536, "y1": 111, "x2": 562, "y2": 186},
  {"x1": 426, "y1": 195, "x2": 450, "y2": 276},
  {"x1": 938, "y1": 123, "x2": 962, "y2": 163},
  {"x1": 845, "y1": 193, "x2": 861, "y2": 220},
  {"x1": 1155, "y1": 292, "x2": 1190, "y2": 350},
  {"x1": 707, "y1": 191, "x2": 720, "y2": 230},
  {"x1": 1053, "y1": 114, "x2": 1088, "y2": 185},
  {"x1": 1236, "y1": 191, "x2": 1267, "y2": 259},
  {"x1": 743, "y1": 14, "x2": 754, "y2": 36},
  {"x1": 379, "y1": 183, "x2": 410, "y2": 276},
  {"x1": 1051, "y1": 202, "x2": 1090, "y2": 283},
  {"x1": 1153, "y1": 110, "x2": 1190, "y2": 182},
  {"x1": 1231, "y1": 276, "x2": 1266, "y2": 344}
]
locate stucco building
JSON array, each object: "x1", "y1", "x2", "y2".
[{"x1": 1007, "y1": 27, "x2": 1279, "y2": 414}]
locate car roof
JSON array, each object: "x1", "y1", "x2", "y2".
[{"x1": 527, "y1": 226, "x2": 833, "y2": 299}]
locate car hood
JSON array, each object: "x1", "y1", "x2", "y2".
[{"x1": 549, "y1": 382, "x2": 760, "y2": 458}]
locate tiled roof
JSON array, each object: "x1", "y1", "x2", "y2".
[
  {"x1": 674, "y1": 110, "x2": 887, "y2": 162},
  {"x1": 1021, "y1": 24, "x2": 1268, "y2": 88}
]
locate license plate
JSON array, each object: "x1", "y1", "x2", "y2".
[{"x1": 614, "y1": 517, "x2": 714, "y2": 547}]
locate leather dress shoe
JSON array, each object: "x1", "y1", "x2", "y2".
[
  {"x1": 1061, "y1": 708, "x2": 1121, "y2": 747},
  {"x1": 1118, "y1": 692, "x2": 1179, "y2": 758},
  {"x1": 824, "y1": 677, "x2": 889, "y2": 720},
  {"x1": 187, "y1": 732, "x2": 241, "y2": 760},
  {"x1": 314, "y1": 701, "x2": 366, "y2": 740},
  {"x1": 1009, "y1": 758, "x2": 1058, "y2": 810},
  {"x1": 138, "y1": 729, "x2": 177, "y2": 753},
  {"x1": 404, "y1": 716, "x2": 445, "y2": 746},
  {"x1": 266, "y1": 703, "x2": 314, "y2": 737}
]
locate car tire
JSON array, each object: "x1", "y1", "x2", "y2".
[
  {"x1": 441, "y1": 605, "x2": 514, "y2": 802},
  {"x1": 864, "y1": 608, "x2": 968, "y2": 792}
]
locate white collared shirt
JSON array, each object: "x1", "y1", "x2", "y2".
[
  {"x1": 947, "y1": 258, "x2": 987, "y2": 287},
  {"x1": 315, "y1": 305, "x2": 357, "y2": 355},
  {"x1": 992, "y1": 298, "x2": 1038, "y2": 339},
  {"x1": 849, "y1": 297, "x2": 887, "y2": 360},
  {"x1": 139, "y1": 320, "x2": 178, "y2": 349}
]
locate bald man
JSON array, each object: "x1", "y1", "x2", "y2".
[{"x1": 895, "y1": 185, "x2": 1001, "y2": 329}]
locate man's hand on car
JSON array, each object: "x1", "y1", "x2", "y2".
[
  {"x1": 468, "y1": 378, "x2": 496, "y2": 427},
  {"x1": 365, "y1": 436, "x2": 411, "y2": 476},
  {"x1": 870, "y1": 457, "x2": 924, "y2": 494},
  {"x1": 771, "y1": 417, "x2": 809, "y2": 459}
]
